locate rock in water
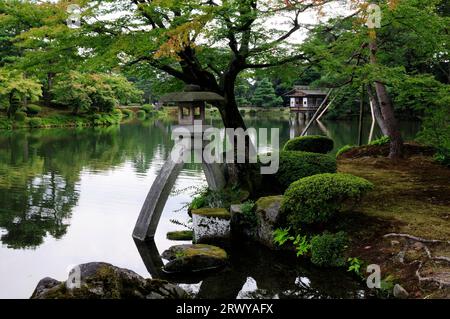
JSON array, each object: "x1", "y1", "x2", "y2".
[
  {"x1": 161, "y1": 244, "x2": 228, "y2": 273},
  {"x1": 191, "y1": 208, "x2": 231, "y2": 243},
  {"x1": 30, "y1": 262, "x2": 187, "y2": 299},
  {"x1": 393, "y1": 284, "x2": 409, "y2": 299},
  {"x1": 167, "y1": 230, "x2": 194, "y2": 241}
]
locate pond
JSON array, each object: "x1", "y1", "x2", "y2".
[{"x1": 0, "y1": 115, "x2": 420, "y2": 299}]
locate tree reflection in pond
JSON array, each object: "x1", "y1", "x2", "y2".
[{"x1": 0, "y1": 120, "x2": 174, "y2": 249}]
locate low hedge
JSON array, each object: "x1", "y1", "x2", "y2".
[
  {"x1": 283, "y1": 135, "x2": 334, "y2": 154},
  {"x1": 282, "y1": 173, "x2": 374, "y2": 227},
  {"x1": 121, "y1": 108, "x2": 134, "y2": 118},
  {"x1": 276, "y1": 151, "x2": 337, "y2": 190},
  {"x1": 136, "y1": 110, "x2": 146, "y2": 118},
  {"x1": 29, "y1": 117, "x2": 43, "y2": 128},
  {"x1": 15, "y1": 111, "x2": 28, "y2": 122},
  {"x1": 26, "y1": 104, "x2": 42, "y2": 115}
]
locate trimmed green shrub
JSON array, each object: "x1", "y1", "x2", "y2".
[
  {"x1": 29, "y1": 117, "x2": 43, "y2": 128},
  {"x1": 369, "y1": 135, "x2": 390, "y2": 146},
  {"x1": 113, "y1": 108, "x2": 122, "y2": 115},
  {"x1": 15, "y1": 111, "x2": 27, "y2": 122},
  {"x1": 282, "y1": 173, "x2": 373, "y2": 227},
  {"x1": 283, "y1": 135, "x2": 334, "y2": 154},
  {"x1": 336, "y1": 144, "x2": 356, "y2": 157},
  {"x1": 310, "y1": 231, "x2": 348, "y2": 267},
  {"x1": 276, "y1": 151, "x2": 337, "y2": 190},
  {"x1": 136, "y1": 110, "x2": 146, "y2": 118},
  {"x1": 26, "y1": 104, "x2": 42, "y2": 115},
  {"x1": 121, "y1": 108, "x2": 134, "y2": 118},
  {"x1": 141, "y1": 104, "x2": 154, "y2": 113},
  {"x1": 249, "y1": 109, "x2": 257, "y2": 115}
]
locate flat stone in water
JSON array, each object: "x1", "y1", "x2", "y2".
[
  {"x1": 167, "y1": 230, "x2": 193, "y2": 241},
  {"x1": 161, "y1": 244, "x2": 228, "y2": 273}
]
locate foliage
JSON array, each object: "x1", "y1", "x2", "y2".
[
  {"x1": 28, "y1": 117, "x2": 42, "y2": 128},
  {"x1": 347, "y1": 257, "x2": 363, "y2": 277},
  {"x1": 336, "y1": 145, "x2": 356, "y2": 158},
  {"x1": 141, "y1": 104, "x2": 155, "y2": 114},
  {"x1": 52, "y1": 72, "x2": 140, "y2": 114},
  {"x1": 14, "y1": 111, "x2": 27, "y2": 122},
  {"x1": 136, "y1": 110, "x2": 146, "y2": 119},
  {"x1": 310, "y1": 232, "x2": 348, "y2": 267},
  {"x1": 369, "y1": 136, "x2": 391, "y2": 146},
  {"x1": 0, "y1": 69, "x2": 42, "y2": 118},
  {"x1": 251, "y1": 78, "x2": 283, "y2": 108},
  {"x1": 276, "y1": 151, "x2": 337, "y2": 190},
  {"x1": 25, "y1": 104, "x2": 41, "y2": 115},
  {"x1": 241, "y1": 200, "x2": 256, "y2": 225},
  {"x1": 283, "y1": 135, "x2": 334, "y2": 154},
  {"x1": 282, "y1": 173, "x2": 374, "y2": 227},
  {"x1": 416, "y1": 84, "x2": 450, "y2": 166},
  {"x1": 120, "y1": 109, "x2": 134, "y2": 118},
  {"x1": 273, "y1": 227, "x2": 294, "y2": 247},
  {"x1": 293, "y1": 234, "x2": 311, "y2": 257}
]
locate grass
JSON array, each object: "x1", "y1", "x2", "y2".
[{"x1": 336, "y1": 155, "x2": 450, "y2": 298}]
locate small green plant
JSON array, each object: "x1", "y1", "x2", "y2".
[
  {"x1": 347, "y1": 257, "x2": 363, "y2": 276},
  {"x1": 273, "y1": 227, "x2": 295, "y2": 246},
  {"x1": 283, "y1": 135, "x2": 334, "y2": 154},
  {"x1": 241, "y1": 200, "x2": 257, "y2": 225},
  {"x1": 369, "y1": 136, "x2": 390, "y2": 146},
  {"x1": 293, "y1": 234, "x2": 311, "y2": 257},
  {"x1": 310, "y1": 231, "x2": 348, "y2": 267},
  {"x1": 141, "y1": 104, "x2": 155, "y2": 113},
  {"x1": 336, "y1": 144, "x2": 355, "y2": 157}
]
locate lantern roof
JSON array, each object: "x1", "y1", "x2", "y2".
[{"x1": 160, "y1": 84, "x2": 225, "y2": 103}]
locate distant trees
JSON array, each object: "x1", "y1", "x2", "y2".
[
  {"x1": 52, "y1": 72, "x2": 143, "y2": 114},
  {"x1": 251, "y1": 78, "x2": 283, "y2": 108},
  {"x1": 0, "y1": 69, "x2": 42, "y2": 118}
]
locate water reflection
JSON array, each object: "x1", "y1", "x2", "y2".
[
  {"x1": 0, "y1": 120, "x2": 177, "y2": 249},
  {"x1": 135, "y1": 239, "x2": 370, "y2": 299}
]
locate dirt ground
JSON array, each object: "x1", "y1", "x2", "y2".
[{"x1": 337, "y1": 152, "x2": 450, "y2": 298}]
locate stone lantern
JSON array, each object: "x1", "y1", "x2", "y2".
[{"x1": 160, "y1": 84, "x2": 224, "y2": 126}]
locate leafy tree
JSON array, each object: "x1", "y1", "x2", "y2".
[
  {"x1": 302, "y1": 0, "x2": 449, "y2": 158},
  {"x1": 251, "y1": 78, "x2": 282, "y2": 107},
  {"x1": 0, "y1": 69, "x2": 42, "y2": 118},
  {"x1": 52, "y1": 72, "x2": 141, "y2": 114}
]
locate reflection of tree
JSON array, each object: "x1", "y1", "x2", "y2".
[
  {"x1": 0, "y1": 172, "x2": 78, "y2": 249},
  {"x1": 0, "y1": 121, "x2": 177, "y2": 249}
]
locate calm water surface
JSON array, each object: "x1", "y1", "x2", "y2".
[{"x1": 0, "y1": 115, "x2": 420, "y2": 298}]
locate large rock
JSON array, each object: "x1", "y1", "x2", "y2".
[
  {"x1": 31, "y1": 262, "x2": 188, "y2": 299},
  {"x1": 254, "y1": 196, "x2": 284, "y2": 249},
  {"x1": 161, "y1": 244, "x2": 228, "y2": 273},
  {"x1": 192, "y1": 208, "x2": 231, "y2": 243}
]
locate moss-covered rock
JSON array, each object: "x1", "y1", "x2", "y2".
[
  {"x1": 191, "y1": 208, "x2": 231, "y2": 220},
  {"x1": 31, "y1": 262, "x2": 188, "y2": 299},
  {"x1": 161, "y1": 244, "x2": 228, "y2": 273},
  {"x1": 192, "y1": 208, "x2": 231, "y2": 243},
  {"x1": 167, "y1": 230, "x2": 193, "y2": 241},
  {"x1": 255, "y1": 196, "x2": 284, "y2": 249}
]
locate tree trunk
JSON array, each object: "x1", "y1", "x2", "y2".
[
  {"x1": 367, "y1": 85, "x2": 389, "y2": 135},
  {"x1": 369, "y1": 39, "x2": 403, "y2": 159}
]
